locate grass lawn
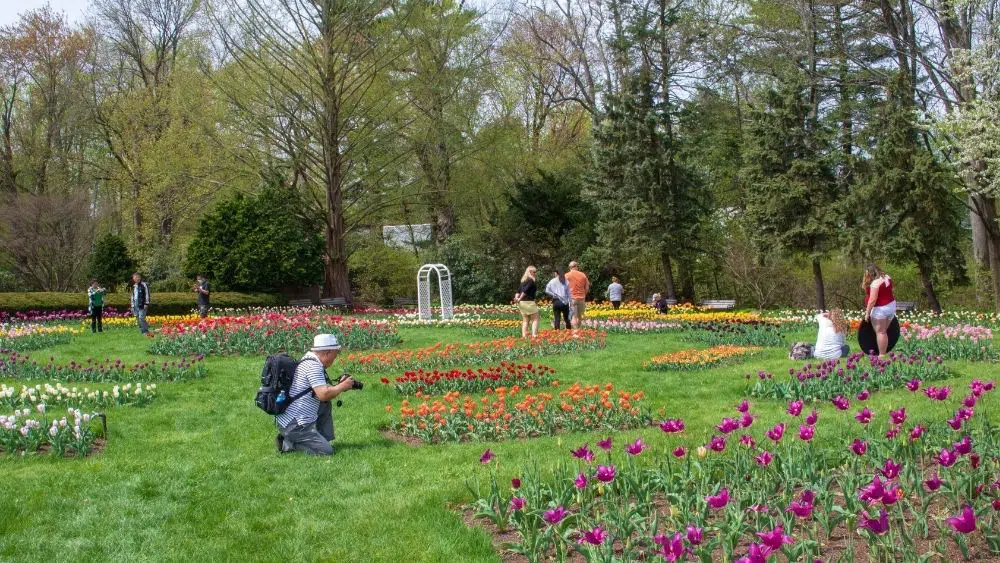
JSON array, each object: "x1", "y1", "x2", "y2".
[{"x1": 0, "y1": 322, "x2": 997, "y2": 561}]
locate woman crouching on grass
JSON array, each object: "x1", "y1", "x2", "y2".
[
  {"x1": 514, "y1": 266, "x2": 540, "y2": 339},
  {"x1": 813, "y1": 309, "x2": 850, "y2": 359},
  {"x1": 863, "y1": 263, "x2": 897, "y2": 357}
]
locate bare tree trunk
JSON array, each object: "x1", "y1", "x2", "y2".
[
  {"x1": 812, "y1": 256, "x2": 826, "y2": 310},
  {"x1": 970, "y1": 200, "x2": 990, "y2": 265},
  {"x1": 915, "y1": 253, "x2": 942, "y2": 313},
  {"x1": 661, "y1": 250, "x2": 677, "y2": 301}
]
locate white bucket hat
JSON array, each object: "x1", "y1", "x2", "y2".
[{"x1": 311, "y1": 334, "x2": 342, "y2": 351}]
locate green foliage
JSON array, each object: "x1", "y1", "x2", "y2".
[
  {"x1": 184, "y1": 183, "x2": 324, "y2": 292},
  {"x1": 0, "y1": 292, "x2": 281, "y2": 314},
  {"x1": 434, "y1": 233, "x2": 517, "y2": 304},
  {"x1": 348, "y1": 243, "x2": 421, "y2": 305},
  {"x1": 87, "y1": 234, "x2": 135, "y2": 287}
]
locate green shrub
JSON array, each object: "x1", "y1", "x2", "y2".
[
  {"x1": 0, "y1": 292, "x2": 283, "y2": 315},
  {"x1": 348, "y1": 243, "x2": 420, "y2": 305},
  {"x1": 87, "y1": 234, "x2": 135, "y2": 287}
]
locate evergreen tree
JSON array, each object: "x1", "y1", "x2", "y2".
[
  {"x1": 852, "y1": 74, "x2": 967, "y2": 312},
  {"x1": 87, "y1": 233, "x2": 135, "y2": 287},
  {"x1": 741, "y1": 79, "x2": 840, "y2": 309}
]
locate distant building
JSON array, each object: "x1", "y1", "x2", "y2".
[{"x1": 383, "y1": 224, "x2": 432, "y2": 250}]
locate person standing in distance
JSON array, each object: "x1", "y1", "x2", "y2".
[
  {"x1": 194, "y1": 274, "x2": 211, "y2": 318},
  {"x1": 545, "y1": 269, "x2": 572, "y2": 330},
  {"x1": 514, "y1": 266, "x2": 540, "y2": 339},
  {"x1": 131, "y1": 272, "x2": 150, "y2": 335},
  {"x1": 607, "y1": 276, "x2": 624, "y2": 310},
  {"x1": 863, "y1": 263, "x2": 897, "y2": 357},
  {"x1": 277, "y1": 334, "x2": 358, "y2": 455},
  {"x1": 87, "y1": 279, "x2": 107, "y2": 333},
  {"x1": 564, "y1": 261, "x2": 590, "y2": 328}
]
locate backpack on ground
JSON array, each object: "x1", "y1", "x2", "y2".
[
  {"x1": 788, "y1": 342, "x2": 814, "y2": 360},
  {"x1": 255, "y1": 353, "x2": 315, "y2": 415}
]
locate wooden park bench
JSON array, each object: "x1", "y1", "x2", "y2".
[
  {"x1": 320, "y1": 297, "x2": 349, "y2": 310},
  {"x1": 896, "y1": 301, "x2": 917, "y2": 313},
  {"x1": 698, "y1": 299, "x2": 736, "y2": 310},
  {"x1": 392, "y1": 296, "x2": 417, "y2": 308},
  {"x1": 287, "y1": 298, "x2": 314, "y2": 307}
]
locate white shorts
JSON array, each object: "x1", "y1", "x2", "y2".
[{"x1": 871, "y1": 301, "x2": 896, "y2": 320}]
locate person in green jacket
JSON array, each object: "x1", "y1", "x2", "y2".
[{"x1": 87, "y1": 280, "x2": 107, "y2": 333}]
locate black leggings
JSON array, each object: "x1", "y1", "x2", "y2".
[
  {"x1": 90, "y1": 308, "x2": 103, "y2": 333},
  {"x1": 611, "y1": 300, "x2": 621, "y2": 309},
  {"x1": 553, "y1": 304, "x2": 571, "y2": 329}
]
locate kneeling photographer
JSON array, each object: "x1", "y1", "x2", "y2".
[{"x1": 276, "y1": 334, "x2": 361, "y2": 455}]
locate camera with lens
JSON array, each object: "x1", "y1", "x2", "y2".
[{"x1": 340, "y1": 373, "x2": 363, "y2": 391}]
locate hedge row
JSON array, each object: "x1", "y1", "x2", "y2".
[{"x1": 0, "y1": 292, "x2": 283, "y2": 315}]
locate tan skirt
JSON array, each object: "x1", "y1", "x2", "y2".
[{"x1": 517, "y1": 300, "x2": 539, "y2": 315}]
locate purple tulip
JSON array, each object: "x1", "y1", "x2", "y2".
[
  {"x1": 754, "y1": 450, "x2": 773, "y2": 467},
  {"x1": 672, "y1": 446, "x2": 687, "y2": 458},
  {"x1": 735, "y1": 543, "x2": 773, "y2": 563},
  {"x1": 936, "y1": 448, "x2": 958, "y2": 468},
  {"x1": 654, "y1": 532, "x2": 687, "y2": 561},
  {"x1": 597, "y1": 437, "x2": 613, "y2": 450},
  {"x1": 659, "y1": 418, "x2": 685, "y2": 433},
  {"x1": 786, "y1": 400, "x2": 803, "y2": 416},
  {"x1": 909, "y1": 425, "x2": 924, "y2": 441},
  {"x1": 859, "y1": 509, "x2": 890, "y2": 535},
  {"x1": 798, "y1": 424, "x2": 815, "y2": 441},
  {"x1": 856, "y1": 389, "x2": 870, "y2": 401},
  {"x1": 756, "y1": 526, "x2": 794, "y2": 550},
  {"x1": 708, "y1": 435, "x2": 726, "y2": 452},
  {"x1": 480, "y1": 449, "x2": 495, "y2": 464},
  {"x1": 787, "y1": 499, "x2": 813, "y2": 518},
  {"x1": 924, "y1": 473, "x2": 942, "y2": 491},
  {"x1": 686, "y1": 526, "x2": 703, "y2": 546},
  {"x1": 953, "y1": 435, "x2": 972, "y2": 455},
  {"x1": 957, "y1": 407, "x2": 974, "y2": 421},
  {"x1": 946, "y1": 505, "x2": 976, "y2": 534},
  {"x1": 706, "y1": 488, "x2": 730, "y2": 509},
  {"x1": 571, "y1": 444, "x2": 595, "y2": 462},
  {"x1": 511, "y1": 478, "x2": 521, "y2": 489},
  {"x1": 889, "y1": 407, "x2": 906, "y2": 425},
  {"x1": 924, "y1": 386, "x2": 951, "y2": 401},
  {"x1": 963, "y1": 394, "x2": 977, "y2": 408},
  {"x1": 577, "y1": 526, "x2": 606, "y2": 545},
  {"x1": 716, "y1": 417, "x2": 740, "y2": 434},
  {"x1": 543, "y1": 506, "x2": 568, "y2": 525},
  {"x1": 595, "y1": 465, "x2": 616, "y2": 483},
  {"x1": 970, "y1": 453, "x2": 980, "y2": 469},
  {"x1": 805, "y1": 409, "x2": 819, "y2": 425},
  {"x1": 851, "y1": 439, "x2": 868, "y2": 456},
  {"x1": 885, "y1": 427, "x2": 900, "y2": 439},
  {"x1": 625, "y1": 438, "x2": 647, "y2": 456},
  {"x1": 766, "y1": 423, "x2": 785, "y2": 443},
  {"x1": 737, "y1": 399, "x2": 750, "y2": 413},
  {"x1": 880, "y1": 459, "x2": 901, "y2": 479},
  {"x1": 881, "y1": 483, "x2": 902, "y2": 506},
  {"x1": 858, "y1": 477, "x2": 886, "y2": 504},
  {"x1": 574, "y1": 472, "x2": 588, "y2": 489},
  {"x1": 740, "y1": 412, "x2": 755, "y2": 428},
  {"x1": 740, "y1": 434, "x2": 756, "y2": 448},
  {"x1": 510, "y1": 497, "x2": 525, "y2": 511},
  {"x1": 831, "y1": 395, "x2": 850, "y2": 411},
  {"x1": 855, "y1": 407, "x2": 872, "y2": 425}
]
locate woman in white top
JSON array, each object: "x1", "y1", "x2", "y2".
[
  {"x1": 814, "y1": 309, "x2": 850, "y2": 359},
  {"x1": 606, "y1": 277, "x2": 624, "y2": 309}
]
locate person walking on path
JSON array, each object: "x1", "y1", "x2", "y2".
[
  {"x1": 87, "y1": 280, "x2": 107, "y2": 333},
  {"x1": 514, "y1": 266, "x2": 540, "y2": 338},
  {"x1": 131, "y1": 272, "x2": 150, "y2": 335},
  {"x1": 545, "y1": 270, "x2": 572, "y2": 329},
  {"x1": 564, "y1": 261, "x2": 590, "y2": 328},
  {"x1": 863, "y1": 263, "x2": 897, "y2": 357},
  {"x1": 194, "y1": 274, "x2": 211, "y2": 318},
  {"x1": 607, "y1": 277, "x2": 624, "y2": 309}
]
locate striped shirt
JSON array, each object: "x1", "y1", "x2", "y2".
[{"x1": 276, "y1": 352, "x2": 327, "y2": 427}]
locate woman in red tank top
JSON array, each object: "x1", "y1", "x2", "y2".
[{"x1": 863, "y1": 263, "x2": 897, "y2": 356}]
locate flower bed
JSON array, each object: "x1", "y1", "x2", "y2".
[
  {"x1": 646, "y1": 345, "x2": 762, "y2": 371},
  {"x1": 0, "y1": 350, "x2": 206, "y2": 382},
  {"x1": 1, "y1": 382, "x2": 157, "y2": 410},
  {"x1": 748, "y1": 351, "x2": 950, "y2": 400},
  {"x1": 898, "y1": 324, "x2": 996, "y2": 361},
  {"x1": 0, "y1": 308, "x2": 130, "y2": 323},
  {"x1": 344, "y1": 330, "x2": 606, "y2": 373},
  {"x1": 581, "y1": 319, "x2": 682, "y2": 334},
  {"x1": 467, "y1": 382, "x2": 999, "y2": 562},
  {"x1": 148, "y1": 313, "x2": 400, "y2": 356},
  {"x1": 0, "y1": 407, "x2": 103, "y2": 457},
  {"x1": 0, "y1": 324, "x2": 80, "y2": 351},
  {"x1": 684, "y1": 321, "x2": 786, "y2": 347},
  {"x1": 385, "y1": 382, "x2": 650, "y2": 443},
  {"x1": 766, "y1": 308, "x2": 1000, "y2": 329},
  {"x1": 383, "y1": 363, "x2": 558, "y2": 395}
]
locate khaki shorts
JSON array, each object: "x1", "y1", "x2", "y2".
[
  {"x1": 517, "y1": 300, "x2": 539, "y2": 315},
  {"x1": 571, "y1": 299, "x2": 586, "y2": 319}
]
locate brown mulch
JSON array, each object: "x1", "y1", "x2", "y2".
[{"x1": 381, "y1": 429, "x2": 425, "y2": 447}]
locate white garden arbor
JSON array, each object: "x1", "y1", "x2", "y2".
[{"x1": 417, "y1": 264, "x2": 454, "y2": 320}]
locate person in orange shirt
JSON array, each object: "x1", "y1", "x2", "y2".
[{"x1": 564, "y1": 261, "x2": 590, "y2": 328}]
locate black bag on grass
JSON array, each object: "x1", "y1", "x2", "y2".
[{"x1": 255, "y1": 353, "x2": 315, "y2": 415}]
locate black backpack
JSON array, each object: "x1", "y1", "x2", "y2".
[{"x1": 255, "y1": 353, "x2": 318, "y2": 415}]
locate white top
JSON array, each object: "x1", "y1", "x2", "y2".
[
  {"x1": 813, "y1": 314, "x2": 846, "y2": 359},
  {"x1": 607, "y1": 282, "x2": 624, "y2": 301},
  {"x1": 544, "y1": 278, "x2": 570, "y2": 304}
]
